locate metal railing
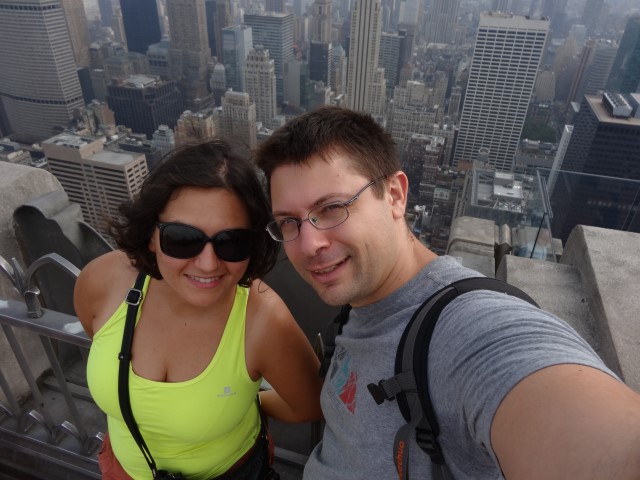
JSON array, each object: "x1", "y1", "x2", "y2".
[{"x1": 0, "y1": 253, "x2": 103, "y2": 478}]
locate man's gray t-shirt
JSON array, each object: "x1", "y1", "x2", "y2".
[{"x1": 303, "y1": 256, "x2": 615, "y2": 479}]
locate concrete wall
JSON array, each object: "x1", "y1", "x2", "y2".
[
  {"x1": 450, "y1": 215, "x2": 640, "y2": 393},
  {"x1": 0, "y1": 163, "x2": 64, "y2": 402}
]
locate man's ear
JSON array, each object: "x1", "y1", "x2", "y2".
[{"x1": 386, "y1": 171, "x2": 409, "y2": 219}]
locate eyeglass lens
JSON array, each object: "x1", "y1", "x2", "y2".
[
  {"x1": 268, "y1": 177, "x2": 380, "y2": 242},
  {"x1": 277, "y1": 204, "x2": 348, "y2": 240},
  {"x1": 158, "y1": 223, "x2": 252, "y2": 262}
]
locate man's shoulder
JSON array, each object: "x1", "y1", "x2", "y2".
[{"x1": 419, "y1": 256, "x2": 485, "y2": 292}]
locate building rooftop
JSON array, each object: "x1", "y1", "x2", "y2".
[
  {"x1": 46, "y1": 134, "x2": 94, "y2": 149},
  {"x1": 89, "y1": 149, "x2": 141, "y2": 167},
  {"x1": 588, "y1": 94, "x2": 640, "y2": 126},
  {"x1": 125, "y1": 75, "x2": 158, "y2": 88}
]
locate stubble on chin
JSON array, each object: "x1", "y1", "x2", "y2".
[{"x1": 313, "y1": 282, "x2": 354, "y2": 307}]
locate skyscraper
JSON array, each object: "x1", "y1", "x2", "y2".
[
  {"x1": 453, "y1": 12, "x2": 548, "y2": 171},
  {"x1": 0, "y1": 0, "x2": 84, "y2": 141},
  {"x1": 378, "y1": 32, "x2": 405, "y2": 96},
  {"x1": 607, "y1": 15, "x2": 640, "y2": 95},
  {"x1": 166, "y1": 0, "x2": 213, "y2": 109},
  {"x1": 223, "y1": 25, "x2": 253, "y2": 93},
  {"x1": 265, "y1": 0, "x2": 284, "y2": 13},
  {"x1": 551, "y1": 93, "x2": 640, "y2": 241},
  {"x1": 581, "y1": 0, "x2": 604, "y2": 37},
  {"x1": 346, "y1": 0, "x2": 383, "y2": 113},
  {"x1": 152, "y1": 124, "x2": 176, "y2": 157},
  {"x1": 245, "y1": 46, "x2": 277, "y2": 127},
  {"x1": 309, "y1": 0, "x2": 333, "y2": 88},
  {"x1": 205, "y1": 0, "x2": 232, "y2": 62},
  {"x1": 98, "y1": 0, "x2": 114, "y2": 27},
  {"x1": 220, "y1": 91, "x2": 257, "y2": 152},
  {"x1": 175, "y1": 108, "x2": 220, "y2": 146},
  {"x1": 42, "y1": 132, "x2": 148, "y2": 242},
  {"x1": 423, "y1": 0, "x2": 459, "y2": 45},
  {"x1": 244, "y1": 12, "x2": 294, "y2": 106},
  {"x1": 61, "y1": 0, "x2": 91, "y2": 67},
  {"x1": 397, "y1": 0, "x2": 421, "y2": 50},
  {"x1": 120, "y1": 0, "x2": 162, "y2": 54},
  {"x1": 567, "y1": 39, "x2": 618, "y2": 108},
  {"x1": 312, "y1": 0, "x2": 332, "y2": 43},
  {"x1": 331, "y1": 45, "x2": 348, "y2": 95}
]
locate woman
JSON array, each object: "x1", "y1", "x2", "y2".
[{"x1": 74, "y1": 140, "x2": 322, "y2": 479}]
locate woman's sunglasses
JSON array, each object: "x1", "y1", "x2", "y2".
[{"x1": 156, "y1": 222, "x2": 254, "y2": 262}]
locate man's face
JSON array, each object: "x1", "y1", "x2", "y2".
[{"x1": 269, "y1": 151, "x2": 403, "y2": 307}]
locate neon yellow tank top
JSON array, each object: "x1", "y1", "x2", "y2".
[{"x1": 87, "y1": 276, "x2": 261, "y2": 480}]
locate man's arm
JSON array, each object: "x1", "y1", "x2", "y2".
[{"x1": 492, "y1": 363, "x2": 640, "y2": 480}]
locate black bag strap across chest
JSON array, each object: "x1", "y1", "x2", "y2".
[
  {"x1": 369, "y1": 276, "x2": 538, "y2": 480},
  {"x1": 319, "y1": 276, "x2": 538, "y2": 480}
]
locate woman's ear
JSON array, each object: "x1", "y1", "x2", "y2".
[
  {"x1": 386, "y1": 171, "x2": 409, "y2": 219},
  {"x1": 148, "y1": 233, "x2": 157, "y2": 254}
]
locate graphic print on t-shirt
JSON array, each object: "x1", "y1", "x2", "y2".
[{"x1": 329, "y1": 346, "x2": 357, "y2": 414}]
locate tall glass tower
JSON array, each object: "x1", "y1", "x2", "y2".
[
  {"x1": 606, "y1": 15, "x2": 640, "y2": 95},
  {"x1": 551, "y1": 93, "x2": 640, "y2": 241},
  {"x1": 119, "y1": 0, "x2": 162, "y2": 54},
  {"x1": 223, "y1": 25, "x2": 253, "y2": 93}
]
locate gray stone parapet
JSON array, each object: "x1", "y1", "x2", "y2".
[
  {"x1": 0, "y1": 163, "x2": 64, "y2": 402},
  {"x1": 560, "y1": 226, "x2": 640, "y2": 391}
]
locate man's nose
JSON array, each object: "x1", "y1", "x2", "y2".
[{"x1": 295, "y1": 220, "x2": 330, "y2": 256}]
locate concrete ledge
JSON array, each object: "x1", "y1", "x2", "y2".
[
  {"x1": 0, "y1": 163, "x2": 64, "y2": 402},
  {"x1": 447, "y1": 216, "x2": 496, "y2": 277},
  {"x1": 496, "y1": 255, "x2": 608, "y2": 366},
  {"x1": 560, "y1": 225, "x2": 640, "y2": 391}
]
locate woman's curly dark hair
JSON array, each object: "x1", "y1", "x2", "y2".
[{"x1": 111, "y1": 140, "x2": 279, "y2": 287}]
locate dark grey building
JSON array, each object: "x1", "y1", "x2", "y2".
[
  {"x1": 106, "y1": 75, "x2": 184, "y2": 139},
  {"x1": 606, "y1": 15, "x2": 640, "y2": 95},
  {"x1": 119, "y1": 0, "x2": 161, "y2": 54},
  {"x1": 205, "y1": 0, "x2": 232, "y2": 62},
  {"x1": 309, "y1": 42, "x2": 332, "y2": 87},
  {"x1": 551, "y1": 93, "x2": 640, "y2": 241},
  {"x1": 379, "y1": 32, "x2": 406, "y2": 96}
]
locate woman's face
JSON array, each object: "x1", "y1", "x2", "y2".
[{"x1": 149, "y1": 186, "x2": 252, "y2": 309}]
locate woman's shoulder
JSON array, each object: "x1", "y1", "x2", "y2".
[
  {"x1": 79, "y1": 250, "x2": 137, "y2": 286},
  {"x1": 247, "y1": 280, "x2": 287, "y2": 309},
  {"x1": 74, "y1": 251, "x2": 139, "y2": 336},
  {"x1": 246, "y1": 280, "x2": 293, "y2": 327}
]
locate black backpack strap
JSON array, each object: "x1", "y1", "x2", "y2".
[
  {"x1": 369, "y1": 277, "x2": 538, "y2": 480},
  {"x1": 318, "y1": 304, "x2": 351, "y2": 378},
  {"x1": 117, "y1": 273, "x2": 165, "y2": 478}
]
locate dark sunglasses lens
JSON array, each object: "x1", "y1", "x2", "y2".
[
  {"x1": 213, "y1": 230, "x2": 252, "y2": 262},
  {"x1": 161, "y1": 224, "x2": 205, "y2": 259}
]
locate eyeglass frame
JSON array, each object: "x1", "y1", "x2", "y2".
[{"x1": 266, "y1": 176, "x2": 386, "y2": 242}]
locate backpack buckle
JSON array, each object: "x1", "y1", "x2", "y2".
[
  {"x1": 367, "y1": 381, "x2": 394, "y2": 405},
  {"x1": 415, "y1": 427, "x2": 445, "y2": 465}
]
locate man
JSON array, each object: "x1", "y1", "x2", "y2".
[{"x1": 256, "y1": 106, "x2": 640, "y2": 479}]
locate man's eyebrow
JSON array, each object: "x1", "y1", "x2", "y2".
[{"x1": 272, "y1": 192, "x2": 343, "y2": 217}]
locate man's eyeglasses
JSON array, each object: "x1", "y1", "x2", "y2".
[
  {"x1": 156, "y1": 222, "x2": 253, "y2": 262},
  {"x1": 266, "y1": 177, "x2": 385, "y2": 242}
]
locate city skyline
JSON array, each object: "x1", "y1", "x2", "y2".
[{"x1": 0, "y1": 0, "x2": 639, "y2": 245}]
